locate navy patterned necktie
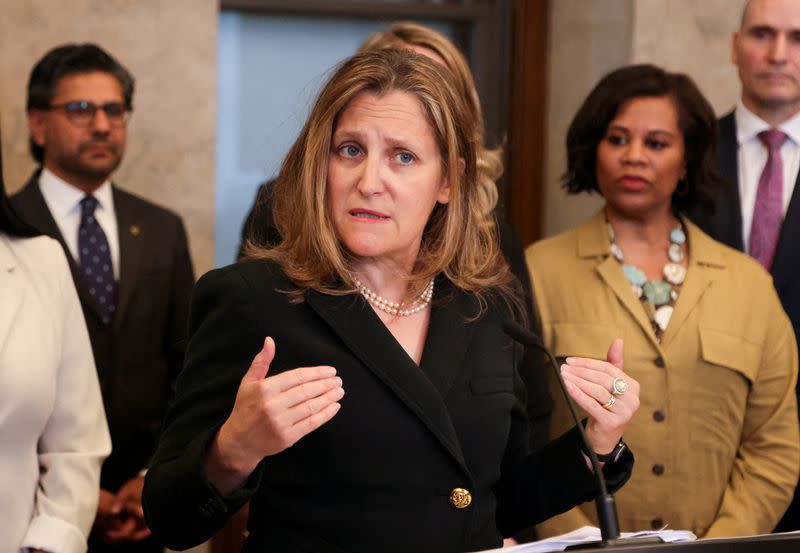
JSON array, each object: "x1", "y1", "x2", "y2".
[{"x1": 79, "y1": 195, "x2": 117, "y2": 325}]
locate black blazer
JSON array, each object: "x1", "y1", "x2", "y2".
[
  {"x1": 11, "y1": 172, "x2": 195, "y2": 491},
  {"x1": 687, "y1": 111, "x2": 800, "y2": 530},
  {"x1": 142, "y1": 260, "x2": 632, "y2": 553},
  {"x1": 238, "y1": 181, "x2": 553, "y2": 451}
]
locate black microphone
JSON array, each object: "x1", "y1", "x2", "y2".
[{"x1": 503, "y1": 320, "x2": 663, "y2": 549}]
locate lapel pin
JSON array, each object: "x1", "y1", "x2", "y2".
[{"x1": 130, "y1": 225, "x2": 141, "y2": 236}]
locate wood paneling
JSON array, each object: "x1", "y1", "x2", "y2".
[{"x1": 505, "y1": 0, "x2": 549, "y2": 246}]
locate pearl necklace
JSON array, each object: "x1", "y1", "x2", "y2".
[
  {"x1": 607, "y1": 222, "x2": 687, "y2": 337},
  {"x1": 353, "y1": 277, "x2": 434, "y2": 317}
]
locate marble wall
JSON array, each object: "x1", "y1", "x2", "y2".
[
  {"x1": 0, "y1": 0, "x2": 217, "y2": 274},
  {"x1": 0, "y1": 1, "x2": 748, "y2": 266},
  {"x1": 543, "y1": 0, "x2": 748, "y2": 239},
  {"x1": 544, "y1": 0, "x2": 632, "y2": 237},
  {"x1": 631, "y1": 0, "x2": 746, "y2": 115}
]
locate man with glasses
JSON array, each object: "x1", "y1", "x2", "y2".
[{"x1": 12, "y1": 43, "x2": 194, "y2": 553}]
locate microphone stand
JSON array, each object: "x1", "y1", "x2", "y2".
[{"x1": 504, "y1": 321, "x2": 663, "y2": 549}]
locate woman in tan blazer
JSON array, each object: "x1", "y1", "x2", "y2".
[{"x1": 527, "y1": 64, "x2": 799, "y2": 538}]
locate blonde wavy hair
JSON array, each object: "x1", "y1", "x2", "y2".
[
  {"x1": 360, "y1": 21, "x2": 503, "y2": 218},
  {"x1": 249, "y1": 49, "x2": 512, "y2": 306}
]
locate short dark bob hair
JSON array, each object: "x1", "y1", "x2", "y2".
[
  {"x1": 562, "y1": 63, "x2": 723, "y2": 214},
  {"x1": 27, "y1": 43, "x2": 135, "y2": 163}
]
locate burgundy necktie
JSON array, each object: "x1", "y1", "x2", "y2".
[{"x1": 749, "y1": 129, "x2": 787, "y2": 270}]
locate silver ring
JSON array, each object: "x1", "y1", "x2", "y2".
[
  {"x1": 601, "y1": 395, "x2": 616, "y2": 410},
  {"x1": 612, "y1": 377, "x2": 628, "y2": 396}
]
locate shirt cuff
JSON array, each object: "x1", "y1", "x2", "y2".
[{"x1": 23, "y1": 513, "x2": 87, "y2": 553}]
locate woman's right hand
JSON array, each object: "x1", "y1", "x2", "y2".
[
  {"x1": 204, "y1": 337, "x2": 344, "y2": 494},
  {"x1": 561, "y1": 339, "x2": 640, "y2": 462}
]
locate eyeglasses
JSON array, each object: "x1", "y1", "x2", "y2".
[{"x1": 46, "y1": 101, "x2": 131, "y2": 127}]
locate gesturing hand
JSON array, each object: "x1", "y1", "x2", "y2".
[
  {"x1": 560, "y1": 339, "x2": 640, "y2": 457},
  {"x1": 205, "y1": 337, "x2": 344, "y2": 494}
]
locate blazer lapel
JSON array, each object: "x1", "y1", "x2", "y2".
[
  {"x1": 419, "y1": 278, "x2": 478, "y2": 398},
  {"x1": 659, "y1": 221, "x2": 722, "y2": 349},
  {"x1": 113, "y1": 187, "x2": 144, "y2": 329},
  {"x1": 0, "y1": 238, "x2": 24, "y2": 353},
  {"x1": 710, "y1": 112, "x2": 746, "y2": 250},
  {"x1": 305, "y1": 288, "x2": 468, "y2": 473},
  {"x1": 595, "y1": 257, "x2": 662, "y2": 353},
  {"x1": 771, "y1": 169, "x2": 800, "y2": 292},
  {"x1": 11, "y1": 174, "x2": 106, "y2": 323},
  {"x1": 579, "y1": 212, "x2": 663, "y2": 353}
]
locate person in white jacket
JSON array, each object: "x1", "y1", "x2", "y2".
[{"x1": 0, "y1": 147, "x2": 111, "y2": 553}]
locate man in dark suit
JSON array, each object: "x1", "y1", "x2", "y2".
[
  {"x1": 688, "y1": 0, "x2": 800, "y2": 531},
  {"x1": 12, "y1": 43, "x2": 194, "y2": 552}
]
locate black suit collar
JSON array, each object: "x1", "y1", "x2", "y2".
[
  {"x1": 711, "y1": 111, "x2": 746, "y2": 251},
  {"x1": 772, "y1": 169, "x2": 800, "y2": 291},
  {"x1": 718, "y1": 111, "x2": 800, "y2": 288},
  {"x1": 13, "y1": 172, "x2": 107, "y2": 324},
  {"x1": 304, "y1": 277, "x2": 477, "y2": 475},
  {"x1": 113, "y1": 188, "x2": 145, "y2": 330},
  {"x1": 12, "y1": 171, "x2": 148, "y2": 327}
]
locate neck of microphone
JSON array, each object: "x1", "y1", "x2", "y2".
[{"x1": 503, "y1": 320, "x2": 621, "y2": 543}]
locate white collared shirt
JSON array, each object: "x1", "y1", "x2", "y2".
[
  {"x1": 735, "y1": 101, "x2": 800, "y2": 252},
  {"x1": 39, "y1": 168, "x2": 121, "y2": 279}
]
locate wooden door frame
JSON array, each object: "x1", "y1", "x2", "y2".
[
  {"x1": 217, "y1": 0, "x2": 548, "y2": 245},
  {"x1": 505, "y1": 0, "x2": 549, "y2": 246}
]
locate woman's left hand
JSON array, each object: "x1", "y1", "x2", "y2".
[{"x1": 561, "y1": 339, "x2": 640, "y2": 457}]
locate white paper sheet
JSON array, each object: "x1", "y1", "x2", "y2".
[{"x1": 473, "y1": 526, "x2": 697, "y2": 553}]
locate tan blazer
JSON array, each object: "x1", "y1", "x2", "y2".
[{"x1": 526, "y1": 211, "x2": 800, "y2": 538}]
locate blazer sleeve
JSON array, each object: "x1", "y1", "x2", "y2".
[
  {"x1": 704, "y1": 289, "x2": 800, "y2": 537},
  {"x1": 499, "y1": 220, "x2": 552, "y2": 453},
  {"x1": 527, "y1": 274, "x2": 598, "y2": 539},
  {"x1": 165, "y1": 216, "x2": 195, "y2": 384},
  {"x1": 22, "y1": 244, "x2": 111, "y2": 553},
  {"x1": 143, "y1": 266, "x2": 266, "y2": 551}
]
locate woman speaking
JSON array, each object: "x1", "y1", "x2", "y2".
[{"x1": 143, "y1": 49, "x2": 640, "y2": 552}]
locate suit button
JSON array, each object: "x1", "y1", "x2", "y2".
[
  {"x1": 652, "y1": 463, "x2": 665, "y2": 476},
  {"x1": 653, "y1": 410, "x2": 666, "y2": 422},
  {"x1": 651, "y1": 518, "x2": 664, "y2": 530},
  {"x1": 449, "y1": 487, "x2": 472, "y2": 509},
  {"x1": 654, "y1": 356, "x2": 666, "y2": 368}
]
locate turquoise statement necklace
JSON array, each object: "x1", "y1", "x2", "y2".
[{"x1": 607, "y1": 222, "x2": 687, "y2": 338}]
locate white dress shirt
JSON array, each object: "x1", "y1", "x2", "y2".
[
  {"x1": 0, "y1": 234, "x2": 110, "y2": 553},
  {"x1": 38, "y1": 168, "x2": 120, "y2": 279},
  {"x1": 735, "y1": 101, "x2": 800, "y2": 252}
]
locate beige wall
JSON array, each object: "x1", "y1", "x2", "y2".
[
  {"x1": 543, "y1": 0, "x2": 747, "y2": 240},
  {"x1": 631, "y1": 0, "x2": 746, "y2": 115},
  {"x1": 0, "y1": 0, "x2": 217, "y2": 275},
  {"x1": 0, "y1": 1, "x2": 749, "y2": 269},
  {"x1": 544, "y1": 0, "x2": 632, "y2": 238}
]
